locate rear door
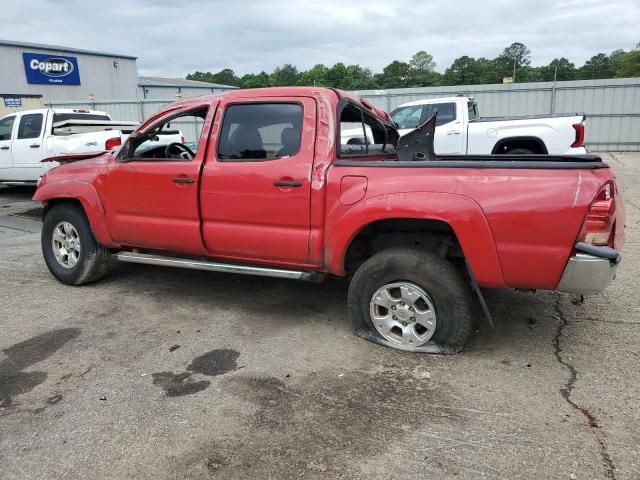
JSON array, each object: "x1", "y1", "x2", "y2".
[
  {"x1": 200, "y1": 98, "x2": 315, "y2": 265},
  {"x1": 0, "y1": 114, "x2": 16, "y2": 170},
  {"x1": 11, "y1": 111, "x2": 46, "y2": 166}
]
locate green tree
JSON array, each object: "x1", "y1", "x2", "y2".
[
  {"x1": 377, "y1": 60, "x2": 412, "y2": 88},
  {"x1": 538, "y1": 58, "x2": 576, "y2": 81},
  {"x1": 579, "y1": 53, "x2": 615, "y2": 79},
  {"x1": 443, "y1": 56, "x2": 499, "y2": 85},
  {"x1": 271, "y1": 64, "x2": 299, "y2": 86},
  {"x1": 296, "y1": 64, "x2": 329, "y2": 86},
  {"x1": 495, "y1": 42, "x2": 531, "y2": 81},
  {"x1": 344, "y1": 65, "x2": 377, "y2": 89},
  {"x1": 615, "y1": 49, "x2": 640, "y2": 77},
  {"x1": 408, "y1": 51, "x2": 438, "y2": 86},
  {"x1": 324, "y1": 63, "x2": 349, "y2": 89},
  {"x1": 240, "y1": 71, "x2": 271, "y2": 88},
  {"x1": 443, "y1": 56, "x2": 478, "y2": 85}
]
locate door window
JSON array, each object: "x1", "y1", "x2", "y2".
[
  {"x1": 121, "y1": 107, "x2": 208, "y2": 161},
  {"x1": 0, "y1": 116, "x2": 15, "y2": 141},
  {"x1": 17, "y1": 114, "x2": 43, "y2": 139},
  {"x1": 217, "y1": 103, "x2": 303, "y2": 161},
  {"x1": 425, "y1": 103, "x2": 457, "y2": 126}
]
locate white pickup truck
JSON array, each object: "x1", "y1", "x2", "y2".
[
  {"x1": 388, "y1": 96, "x2": 587, "y2": 155},
  {"x1": 0, "y1": 108, "x2": 184, "y2": 185},
  {"x1": 0, "y1": 108, "x2": 138, "y2": 185}
]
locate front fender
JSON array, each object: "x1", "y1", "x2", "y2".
[
  {"x1": 33, "y1": 180, "x2": 118, "y2": 248},
  {"x1": 325, "y1": 191, "x2": 506, "y2": 288}
]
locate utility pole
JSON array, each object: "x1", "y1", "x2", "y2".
[{"x1": 513, "y1": 58, "x2": 517, "y2": 83}]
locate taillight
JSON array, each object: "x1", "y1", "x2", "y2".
[
  {"x1": 578, "y1": 181, "x2": 616, "y2": 246},
  {"x1": 571, "y1": 123, "x2": 585, "y2": 148},
  {"x1": 105, "y1": 137, "x2": 121, "y2": 150}
]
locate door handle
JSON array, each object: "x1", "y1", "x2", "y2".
[
  {"x1": 0, "y1": 146, "x2": 9, "y2": 151},
  {"x1": 30, "y1": 144, "x2": 40, "y2": 148},
  {"x1": 172, "y1": 177, "x2": 194, "y2": 184},
  {"x1": 446, "y1": 130, "x2": 461, "y2": 135},
  {"x1": 273, "y1": 180, "x2": 303, "y2": 188}
]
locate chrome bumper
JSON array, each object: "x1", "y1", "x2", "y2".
[{"x1": 557, "y1": 243, "x2": 621, "y2": 295}]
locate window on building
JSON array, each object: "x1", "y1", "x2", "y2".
[
  {"x1": 17, "y1": 114, "x2": 43, "y2": 140},
  {"x1": 218, "y1": 103, "x2": 303, "y2": 161}
]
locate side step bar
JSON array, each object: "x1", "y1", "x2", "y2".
[{"x1": 116, "y1": 251, "x2": 325, "y2": 282}]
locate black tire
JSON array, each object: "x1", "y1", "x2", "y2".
[
  {"x1": 507, "y1": 147, "x2": 535, "y2": 154},
  {"x1": 42, "y1": 203, "x2": 111, "y2": 285},
  {"x1": 347, "y1": 248, "x2": 472, "y2": 354}
]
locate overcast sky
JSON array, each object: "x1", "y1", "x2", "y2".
[{"x1": 2, "y1": 0, "x2": 638, "y2": 77}]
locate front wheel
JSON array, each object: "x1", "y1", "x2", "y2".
[
  {"x1": 347, "y1": 248, "x2": 472, "y2": 353},
  {"x1": 42, "y1": 203, "x2": 111, "y2": 285}
]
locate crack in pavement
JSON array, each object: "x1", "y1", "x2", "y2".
[{"x1": 552, "y1": 295, "x2": 617, "y2": 479}]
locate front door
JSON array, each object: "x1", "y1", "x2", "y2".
[
  {"x1": 200, "y1": 98, "x2": 315, "y2": 265},
  {"x1": 0, "y1": 115, "x2": 16, "y2": 171},
  {"x1": 11, "y1": 112, "x2": 45, "y2": 166},
  {"x1": 101, "y1": 105, "x2": 215, "y2": 254},
  {"x1": 430, "y1": 102, "x2": 465, "y2": 154}
]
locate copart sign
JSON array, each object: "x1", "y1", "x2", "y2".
[{"x1": 23, "y1": 52, "x2": 81, "y2": 85}]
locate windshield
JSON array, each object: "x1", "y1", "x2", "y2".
[{"x1": 390, "y1": 105, "x2": 423, "y2": 130}]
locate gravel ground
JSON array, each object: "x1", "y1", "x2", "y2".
[{"x1": 0, "y1": 153, "x2": 638, "y2": 479}]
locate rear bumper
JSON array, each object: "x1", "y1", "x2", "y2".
[
  {"x1": 556, "y1": 243, "x2": 621, "y2": 295},
  {"x1": 563, "y1": 146, "x2": 587, "y2": 155}
]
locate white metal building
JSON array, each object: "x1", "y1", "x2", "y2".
[
  {"x1": 138, "y1": 77, "x2": 237, "y2": 99},
  {"x1": 0, "y1": 39, "x2": 238, "y2": 116},
  {"x1": 0, "y1": 39, "x2": 139, "y2": 111}
]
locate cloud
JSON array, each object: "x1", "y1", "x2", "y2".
[{"x1": 1, "y1": 0, "x2": 637, "y2": 77}]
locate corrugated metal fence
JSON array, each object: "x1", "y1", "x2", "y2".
[
  {"x1": 355, "y1": 78, "x2": 640, "y2": 151},
  {"x1": 45, "y1": 77, "x2": 640, "y2": 151}
]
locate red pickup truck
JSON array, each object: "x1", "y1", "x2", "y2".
[{"x1": 33, "y1": 87, "x2": 624, "y2": 353}]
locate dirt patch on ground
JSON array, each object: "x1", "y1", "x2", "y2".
[
  {"x1": 0, "y1": 328, "x2": 81, "y2": 408},
  {"x1": 171, "y1": 367, "x2": 463, "y2": 479}
]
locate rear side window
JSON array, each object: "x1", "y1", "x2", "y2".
[
  {"x1": 0, "y1": 116, "x2": 15, "y2": 141},
  {"x1": 467, "y1": 102, "x2": 478, "y2": 120},
  {"x1": 17, "y1": 114, "x2": 43, "y2": 140},
  {"x1": 218, "y1": 103, "x2": 303, "y2": 161}
]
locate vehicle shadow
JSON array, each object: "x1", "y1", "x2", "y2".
[
  {"x1": 103, "y1": 261, "x2": 556, "y2": 356},
  {"x1": 0, "y1": 185, "x2": 37, "y2": 200}
]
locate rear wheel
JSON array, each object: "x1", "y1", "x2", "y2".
[
  {"x1": 507, "y1": 147, "x2": 534, "y2": 154},
  {"x1": 347, "y1": 248, "x2": 472, "y2": 353},
  {"x1": 42, "y1": 204, "x2": 111, "y2": 285}
]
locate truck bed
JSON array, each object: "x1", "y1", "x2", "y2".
[
  {"x1": 469, "y1": 113, "x2": 585, "y2": 123},
  {"x1": 335, "y1": 154, "x2": 607, "y2": 170}
]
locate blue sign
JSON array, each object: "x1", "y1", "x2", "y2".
[
  {"x1": 23, "y1": 52, "x2": 80, "y2": 85},
  {"x1": 3, "y1": 96, "x2": 22, "y2": 107}
]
